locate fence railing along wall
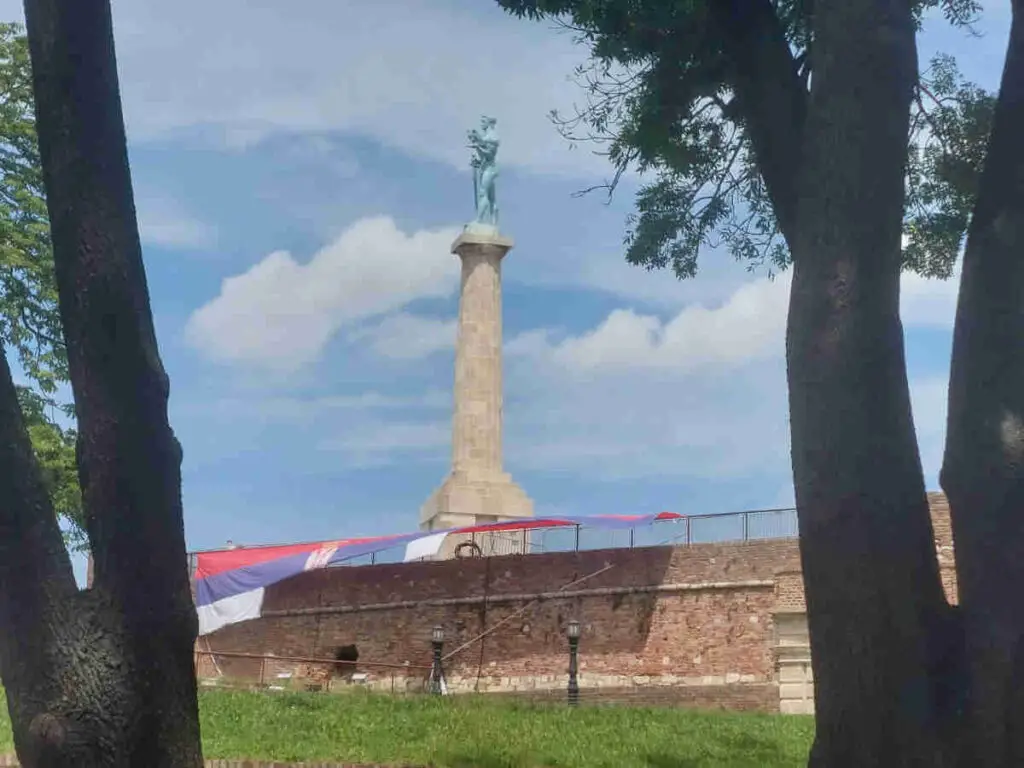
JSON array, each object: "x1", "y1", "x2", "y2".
[{"x1": 187, "y1": 506, "x2": 799, "y2": 571}]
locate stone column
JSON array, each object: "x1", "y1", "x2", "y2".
[
  {"x1": 420, "y1": 226, "x2": 534, "y2": 549},
  {"x1": 451, "y1": 230, "x2": 508, "y2": 477}
]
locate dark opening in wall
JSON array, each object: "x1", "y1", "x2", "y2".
[{"x1": 333, "y1": 644, "x2": 359, "y2": 676}]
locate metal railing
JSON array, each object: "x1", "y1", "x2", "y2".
[
  {"x1": 187, "y1": 506, "x2": 799, "y2": 572},
  {"x1": 347, "y1": 506, "x2": 799, "y2": 566}
]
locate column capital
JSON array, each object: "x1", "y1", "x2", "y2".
[{"x1": 451, "y1": 226, "x2": 515, "y2": 256}]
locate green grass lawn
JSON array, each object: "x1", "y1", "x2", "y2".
[{"x1": 0, "y1": 689, "x2": 814, "y2": 767}]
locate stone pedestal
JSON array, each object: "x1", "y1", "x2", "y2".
[
  {"x1": 420, "y1": 471, "x2": 534, "y2": 555},
  {"x1": 420, "y1": 225, "x2": 534, "y2": 555}
]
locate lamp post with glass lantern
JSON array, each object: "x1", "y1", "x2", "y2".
[
  {"x1": 567, "y1": 619, "x2": 580, "y2": 706},
  {"x1": 429, "y1": 625, "x2": 445, "y2": 695}
]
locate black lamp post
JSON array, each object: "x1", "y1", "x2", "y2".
[
  {"x1": 567, "y1": 619, "x2": 580, "y2": 707},
  {"x1": 429, "y1": 625, "x2": 445, "y2": 695}
]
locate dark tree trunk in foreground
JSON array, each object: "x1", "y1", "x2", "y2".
[
  {"x1": 942, "y1": 3, "x2": 1024, "y2": 765},
  {"x1": 0, "y1": 1, "x2": 203, "y2": 765},
  {"x1": 786, "y1": 1, "x2": 951, "y2": 764}
]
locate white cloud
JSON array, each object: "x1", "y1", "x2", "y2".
[
  {"x1": 351, "y1": 313, "x2": 456, "y2": 360},
  {"x1": 181, "y1": 390, "x2": 449, "y2": 425},
  {"x1": 492, "y1": 266, "x2": 960, "y2": 480},
  {"x1": 318, "y1": 421, "x2": 449, "y2": 468},
  {"x1": 136, "y1": 195, "x2": 217, "y2": 250},
  {"x1": 510, "y1": 267, "x2": 958, "y2": 379},
  {"x1": 181, "y1": 218, "x2": 962, "y2": 482},
  {"x1": 901, "y1": 268, "x2": 960, "y2": 328},
  {"x1": 503, "y1": 356, "x2": 793, "y2": 480},
  {"x1": 0, "y1": 0, "x2": 604, "y2": 178},
  {"x1": 544, "y1": 273, "x2": 791, "y2": 375},
  {"x1": 185, "y1": 216, "x2": 461, "y2": 371}
]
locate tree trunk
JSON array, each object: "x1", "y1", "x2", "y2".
[
  {"x1": 941, "y1": 2, "x2": 1024, "y2": 765},
  {"x1": 0, "y1": 1, "x2": 203, "y2": 765},
  {"x1": 786, "y1": 1, "x2": 952, "y2": 764}
]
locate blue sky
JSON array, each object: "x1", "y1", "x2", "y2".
[{"x1": 0, "y1": 1, "x2": 1011, "y2": 563}]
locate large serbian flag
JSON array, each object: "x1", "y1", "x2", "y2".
[{"x1": 193, "y1": 512, "x2": 683, "y2": 635}]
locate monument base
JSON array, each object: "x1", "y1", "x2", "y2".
[{"x1": 419, "y1": 471, "x2": 535, "y2": 559}]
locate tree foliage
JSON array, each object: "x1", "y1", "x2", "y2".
[
  {"x1": 0, "y1": 22, "x2": 82, "y2": 545},
  {"x1": 498, "y1": 0, "x2": 993, "y2": 280},
  {"x1": 16, "y1": 385, "x2": 84, "y2": 550}
]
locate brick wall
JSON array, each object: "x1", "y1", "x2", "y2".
[
  {"x1": 753, "y1": 492, "x2": 957, "y2": 614},
  {"x1": 204, "y1": 538, "x2": 800, "y2": 706},
  {"x1": 929, "y1": 492, "x2": 958, "y2": 604},
  {"x1": 199, "y1": 494, "x2": 956, "y2": 712}
]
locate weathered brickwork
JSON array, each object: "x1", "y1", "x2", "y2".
[
  {"x1": 929, "y1": 492, "x2": 959, "y2": 604},
  {"x1": 204, "y1": 539, "x2": 799, "y2": 706},
  {"x1": 200, "y1": 494, "x2": 957, "y2": 714},
  {"x1": 755, "y1": 492, "x2": 958, "y2": 613}
]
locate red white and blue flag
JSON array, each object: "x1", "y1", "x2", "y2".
[{"x1": 193, "y1": 512, "x2": 683, "y2": 635}]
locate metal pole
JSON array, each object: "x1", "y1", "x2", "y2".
[
  {"x1": 629, "y1": 528, "x2": 635, "y2": 549},
  {"x1": 574, "y1": 525, "x2": 580, "y2": 552},
  {"x1": 685, "y1": 517, "x2": 691, "y2": 546},
  {"x1": 742, "y1": 512, "x2": 750, "y2": 541}
]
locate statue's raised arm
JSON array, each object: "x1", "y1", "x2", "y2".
[{"x1": 467, "y1": 116, "x2": 499, "y2": 229}]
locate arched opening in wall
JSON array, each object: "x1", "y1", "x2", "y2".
[{"x1": 333, "y1": 644, "x2": 359, "y2": 678}]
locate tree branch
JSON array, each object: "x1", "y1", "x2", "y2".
[
  {"x1": 707, "y1": 0, "x2": 808, "y2": 244},
  {"x1": 0, "y1": 342, "x2": 76, "y2": 721}
]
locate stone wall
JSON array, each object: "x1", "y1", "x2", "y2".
[
  {"x1": 199, "y1": 493, "x2": 957, "y2": 714},
  {"x1": 202, "y1": 538, "x2": 801, "y2": 709}
]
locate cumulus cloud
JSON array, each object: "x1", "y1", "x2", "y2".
[
  {"x1": 901, "y1": 268, "x2": 960, "y2": 328},
  {"x1": 136, "y1": 195, "x2": 217, "y2": 250},
  {"x1": 351, "y1": 313, "x2": 457, "y2": 360},
  {"x1": 181, "y1": 390, "x2": 449, "y2": 425},
  {"x1": 182, "y1": 221, "x2": 961, "y2": 483},
  {"x1": 512, "y1": 267, "x2": 958, "y2": 378},
  {"x1": 185, "y1": 216, "x2": 461, "y2": 371},
  {"x1": 503, "y1": 355, "x2": 793, "y2": 481},
  {"x1": 318, "y1": 421, "x2": 450, "y2": 469},
  {"x1": 0, "y1": 0, "x2": 602, "y2": 178},
  {"x1": 548, "y1": 274, "x2": 791, "y2": 374},
  {"x1": 491, "y1": 267, "x2": 959, "y2": 481}
]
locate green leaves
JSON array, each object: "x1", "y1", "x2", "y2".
[
  {"x1": 0, "y1": 23, "x2": 66, "y2": 393},
  {"x1": 17, "y1": 386, "x2": 84, "y2": 551},
  {"x1": 906, "y1": 54, "x2": 995, "y2": 278},
  {"x1": 497, "y1": 0, "x2": 995, "y2": 282},
  {"x1": 0, "y1": 23, "x2": 82, "y2": 546}
]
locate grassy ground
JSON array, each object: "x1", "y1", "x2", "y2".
[{"x1": 0, "y1": 689, "x2": 815, "y2": 767}]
